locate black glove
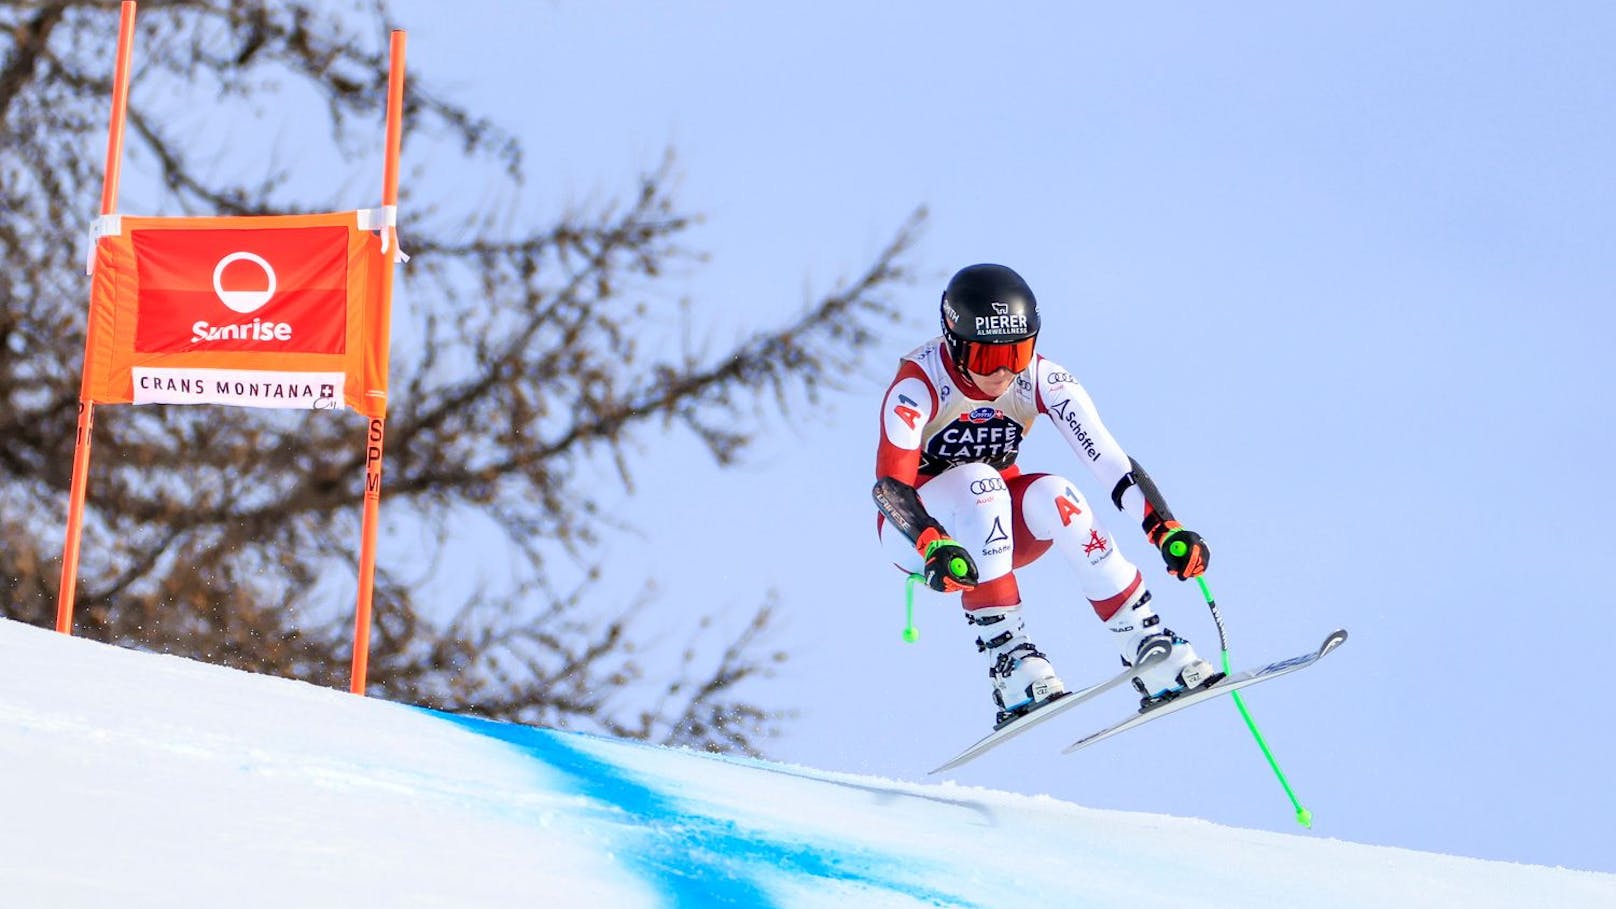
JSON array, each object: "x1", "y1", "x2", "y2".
[
  {"x1": 917, "y1": 529, "x2": 979, "y2": 593},
  {"x1": 1156, "y1": 526, "x2": 1210, "y2": 580}
]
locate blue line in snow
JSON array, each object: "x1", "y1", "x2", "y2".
[{"x1": 429, "y1": 710, "x2": 979, "y2": 908}]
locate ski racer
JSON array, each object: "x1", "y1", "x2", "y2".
[{"x1": 873, "y1": 263, "x2": 1224, "y2": 729}]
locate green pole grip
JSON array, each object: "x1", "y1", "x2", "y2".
[{"x1": 902, "y1": 573, "x2": 923, "y2": 643}]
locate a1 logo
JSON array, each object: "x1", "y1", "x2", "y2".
[
  {"x1": 893, "y1": 393, "x2": 921, "y2": 430},
  {"x1": 1056, "y1": 485, "x2": 1083, "y2": 526}
]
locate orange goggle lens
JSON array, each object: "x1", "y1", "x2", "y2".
[{"x1": 961, "y1": 336, "x2": 1037, "y2": 375}]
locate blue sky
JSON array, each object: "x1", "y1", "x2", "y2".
[{"x1": 338, "y1": 1, "x2": 1616, "y2": 873}]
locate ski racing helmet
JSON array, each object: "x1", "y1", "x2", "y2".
[{"x1": 939, "y1": 263, "x2": 1040, "y2": 375}]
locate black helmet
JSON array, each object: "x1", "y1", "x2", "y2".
[{"x1": 939, "y1": 264, "x2": 1040, "y2": 375}]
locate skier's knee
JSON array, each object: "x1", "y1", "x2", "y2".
[{"x1": 1019, "y1": 473, "x2": 1094, "y2": 538}]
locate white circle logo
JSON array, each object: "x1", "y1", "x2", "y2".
[{"x1": 212, "y1": 252, "x2": 277, "y2": 313}]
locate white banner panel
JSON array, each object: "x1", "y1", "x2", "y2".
[{"x1": 131, "y1": 367, "x2": 345, "y2": 410}]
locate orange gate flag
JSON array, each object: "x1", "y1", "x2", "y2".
[{"x1": 82, "y1": 210, "x2": 397, "y2": 418}]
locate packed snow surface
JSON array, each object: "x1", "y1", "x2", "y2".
[{"x1": 1, "y1": 619, "x2": 1609, "y2": 908}]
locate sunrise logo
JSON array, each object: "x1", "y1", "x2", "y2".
[
  {"x1": 193, "y1": 251, "x2": 293, "y2": 343},
  {"x1": 212, "y1": 251, "x2": 277, "y2": 313}
]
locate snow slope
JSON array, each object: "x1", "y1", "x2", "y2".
[{"x1": 0, "y1": 618, "x2": 1609, "y2": 908}]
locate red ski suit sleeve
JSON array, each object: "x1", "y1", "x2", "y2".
[{"x1": 875, "y1": 359, "x2": 935, "y2": 489}]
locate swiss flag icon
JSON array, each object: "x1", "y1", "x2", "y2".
[{"x1": 132, "y1": 226, "x2": 348, "y2": 354}]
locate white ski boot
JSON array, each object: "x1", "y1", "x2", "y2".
[
  {"x1": 1105, "y1": 590, "x2": 1223, "y2": 710},
  {"x1": 967, "y1": 606, "x2": 1067, "y2": 729}
]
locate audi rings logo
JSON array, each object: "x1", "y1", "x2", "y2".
[
  {"x1": 213, "y1": 252, "x2": 277, "y2": 313},
  {"x1": 969, "y1": 477, "x2": 1006, "y2": 495}
]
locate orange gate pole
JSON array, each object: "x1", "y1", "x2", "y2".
[
  {"x1": 350, "y1": 29, "x2": 406, "y2": 694},
  {"x1": 57, "y1": 0, "x2": 137, "y2": 635}
]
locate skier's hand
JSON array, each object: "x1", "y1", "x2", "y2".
[
  {"x1": 917, "y1": 528, "x2": 979, "y2": 593},
  {"x1": 1156, "y1": 526, "x2": 1209, "y2": 580}
]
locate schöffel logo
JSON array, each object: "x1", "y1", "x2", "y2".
[{"x1": 1048, "y1": 397, "x2": 1101, "y2": 461}]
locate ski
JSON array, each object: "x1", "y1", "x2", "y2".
[
  {"x1": 1061, "y1": 628, "x2": 1348, "y2": 755},
  {"x1": 929, "y1": 642, "x2": 1170, "y2": 774}
]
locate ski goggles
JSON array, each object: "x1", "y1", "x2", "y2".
[{"x1": 958, "y1": 336, "x2": 1037, "y2": 375}]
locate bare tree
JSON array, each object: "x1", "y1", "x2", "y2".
[{"x1": 0, "y1": 0, "x2": 923, "y2": 756}]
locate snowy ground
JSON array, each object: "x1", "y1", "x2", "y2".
[{"x1": 0, "y1": 618, "x2": 1609, "y2": 908}]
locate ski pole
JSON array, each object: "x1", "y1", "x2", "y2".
[
  {"x1": 901, "y1": 572, "x2": 924, "y2": 643},
  {"x1": 1177, "y1": 550, "x2": 1313, "y2": 827}
]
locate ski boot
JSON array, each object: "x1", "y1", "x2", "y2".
[
  {"x1": 1106, "y1": 590, "x2": 1224, "y2": 712},
  {"x1": 968, "y1": 606, "x2": 1067, "y2": 729}
]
